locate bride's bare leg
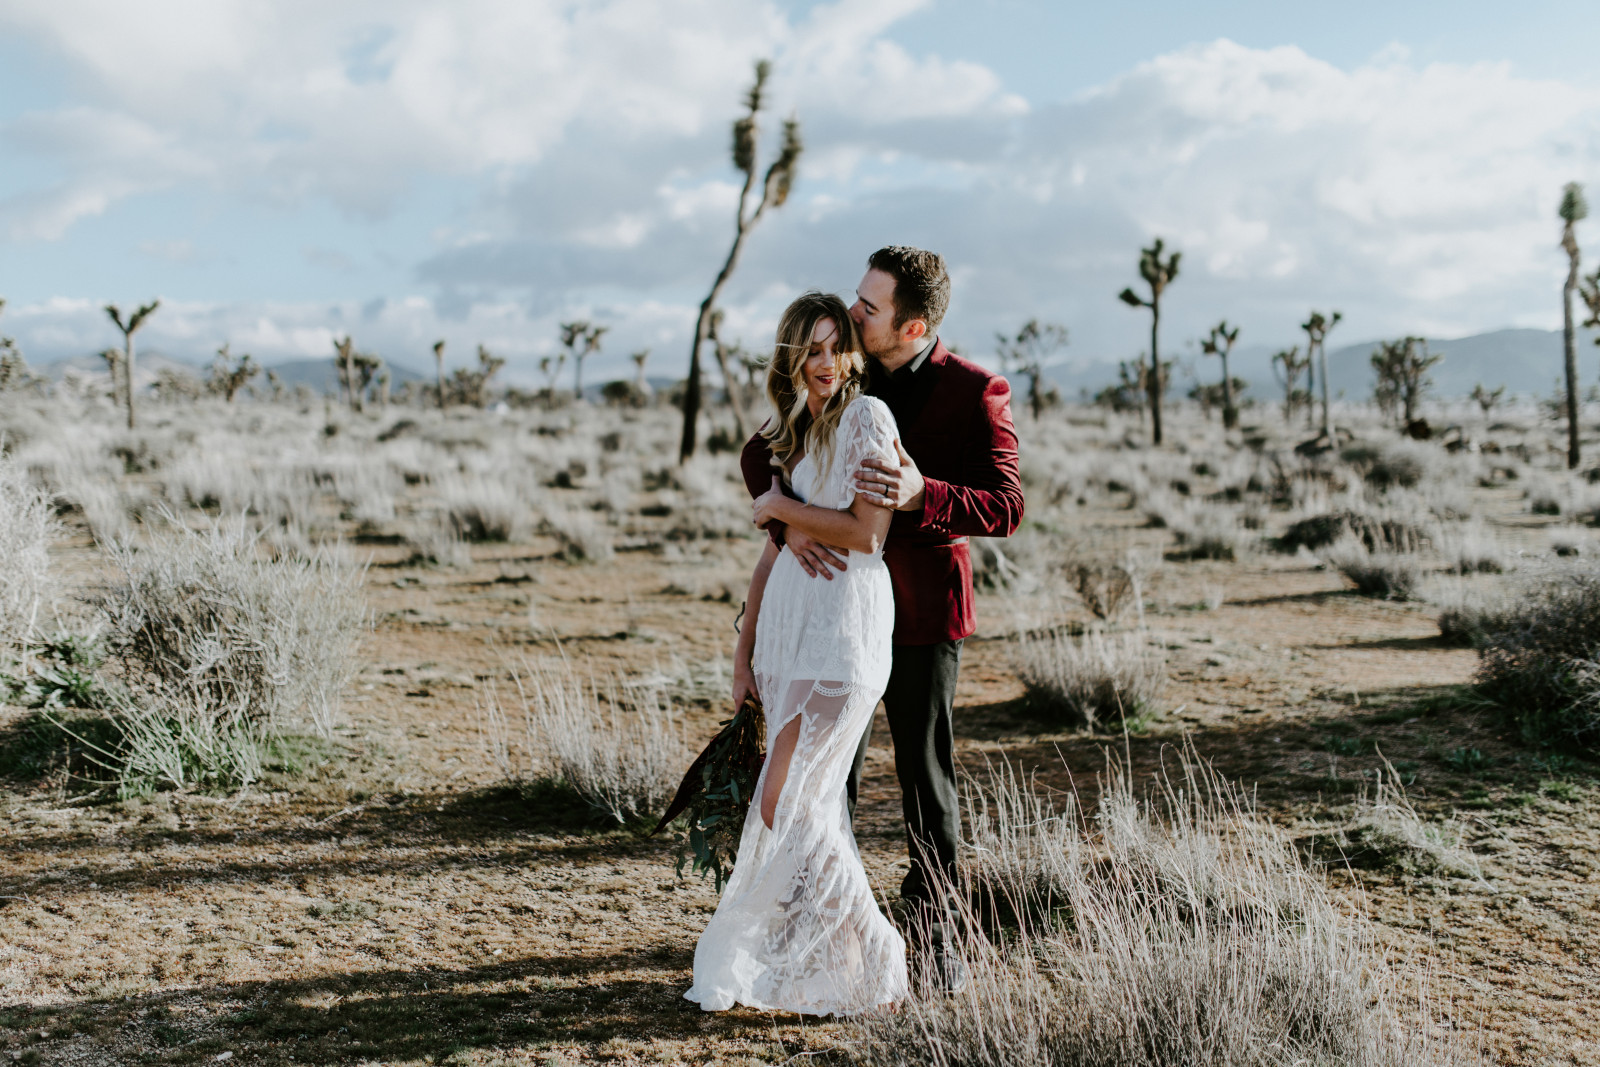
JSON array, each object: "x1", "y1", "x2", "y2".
[{"x1": 761, "y1": 716, "x2": 802, "y2": 830}]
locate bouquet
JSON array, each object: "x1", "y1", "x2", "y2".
[{"x1": 652, "y1": 695, "x2": 766, "y2": 891}]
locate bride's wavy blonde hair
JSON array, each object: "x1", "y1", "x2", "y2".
[{"x1": 760, "y1": 292, "x2": 867, "y2": 478}]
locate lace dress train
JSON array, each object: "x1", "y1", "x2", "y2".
[{"x1": 685, "y1": 396, "x2": 908, "y2": 1016}]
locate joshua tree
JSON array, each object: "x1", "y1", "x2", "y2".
[
  {"x1": 681, "y1": 59, "x2": 802, "y2": 462},
  {"x1": 1471, "y1": 383, "x2": 1506, "y2": 420},
  {"x1": 1118, "y1": 238, "x2": 1180, "y2": 445},
  {"x1": 0, "y1": 299, "x2": 32, "y2": 393},
  {"x1": 444, "y1": 345, "x2": 505, "y2": 408},
  {"x1": 1370, "y1": 337, "x2": 1442, "y2": 427},
  {"x1": 705, "y1": 311, "x2": 760, "y2": 435},
  {"x1": 1582, "y1": 266, "x2": 1600, "y2": 414},
  {"x1": 1300, "y1": 310, "x2": 1342, "y2": 437},
  {"x1": 207, "y1": 343, "x2": 260, "y2": 403},
  {"x1": 1560, "y1": 182, "x2": 1588, "y2": 469},
  {"x1": 432, "y1": 340, "x2": 447, "y2": 410},
  {"x1": 539, "y1": 356, "x2": 561, "y2": 397},
  {"x1": 1199, "y1": 320, "x2": 1241, "y2": 429},
  {"x1": 560, "y1": 321, "x2": 609, "y2": 401},
  {"x1": 996, "y1": 319, "x2": 1069, "y2": 420},
  {"x1": 1271, "y1": 346, "x2": 1311, "y2": 423},
  {"x1": 265, "y1": 368, "x2": 285, "y2": 403},
  {"x1": 100, "y1": 348, "x2": 124, "y2": 409},
  {"x1": 332, "y1": 336, "x2": 383, "y2": 413},
  {"x1": 105, "y1": 299, "x2": 160, "y2": 429}
]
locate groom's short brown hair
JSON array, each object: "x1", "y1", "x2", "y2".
[{"x1": 867, "y1": 246, "x2": 950, "y2": 334}]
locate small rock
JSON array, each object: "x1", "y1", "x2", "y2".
[{"x1": 215, "y1": 1053, "x2": 233, "y2": 1062}]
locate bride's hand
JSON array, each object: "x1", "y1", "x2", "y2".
[
  {"x1": 752, "y1": 475, "x2": 788, "y2": 528},
  {"x1": 732, "y1": 661, "x2": 759, "y2": 708}
]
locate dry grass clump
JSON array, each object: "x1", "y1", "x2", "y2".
[
  {"x1": 1341, "y1": 439, "x2": 1435, "y2": 490},
  {"x1": 89, "y1": 518, "x2": 368, "y2": 793},
  {"x1": 1434, "y1": 522, "x2": 1507, "y2": 575},
  {"x1": 1302, "y1": 766, "x2": 1480, "y2": 879},
  {"x1": 1013, "y1": 628, "x2": 1166, "y2": 728},
  {"x1": 1276, "y1": 509, "x2": 1425, "y2": 553},
  {"x1": 848, "y1": 752, "x2": 1477, "y2": 1067},
  {"x1": 1062, "y1": 560, "x2": 1134, "y2": 621},
  {"x1": 0, "y1": 447, "x2": 56, "y2": 655},
  {"x1": 483, "y1": 656, "x2": 687, "y2": 824},
  {"x1": 1425, "y1": 579, "x2": 1514, "y2": 647},
  {"x1": 543, "y1": 504, "x2": 615, "y2": 562},
  {"x1": 1475, "y1": 561, "x2": 1600, "y2": 749},
  {"x1": 1326, "y1": 539, "x2": 1424, "y2": 600},
  {"x1": 1167, "y1": 506, "x2": 1248, "y2": 561},
  {"x1": 406, "y1": 513, "x2": 473, "y2": 568},
  {"x1": 443, "y1": 476, "x2": 530, "y2": 542}
]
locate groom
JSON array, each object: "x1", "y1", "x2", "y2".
[{"x1": 739, "y1": 245, "x2": 1024, "y2": 975}]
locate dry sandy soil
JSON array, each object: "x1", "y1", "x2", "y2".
[{"x1": 4, "y1": 473, "x2": 1600, "y2": 1066}]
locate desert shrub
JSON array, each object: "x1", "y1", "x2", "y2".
[
  {"x1": 1168, "y1": 508, "x2": 1247, "y2": 561},
  {"x1": 1475, "y1": 563, "x2": 1600, "y2": 749},
  {"x1": 1013, "y1": 628, "x2": 1165, "y2": 728},
  {"x1": 1340, "y1": 439, "x2": 1432, "y2": 490},
  {"x1": 444, "y1": 476, "x2": 529, "y2": 542},
  {"x1": 1427, "y1": 580, "x2": 1514, "y2": 647},
  {"x1": 1062, "y1": 560, "x2": 1134, "y2": 621},
  {"x1": 406, "y1": 513, "x2": 472, "y2": 568},
  {"x1": 1276, "y1": 509, "x2": 1424, "y2": 553},
  {"x1": 482, "y1": 657, "x2": 686, "y2": 824},
  {"x1": 57, "y1": 476, "x2": 134, "y2": 545},
  {"x1": 543, "y1": 504, "x2": 615, "y2": 562},
  {"x1": 1434, "y1": 521, "x2": 1506, "y2": 575},
  {"x1": 0, "y1": 448, "x2": 55, "y2": 656},
  {"x1": 1326, "y1": 540, "x2": 1423, "y2": 600},
  {"x1": 1300, "y1": 766, "x2": 1479, "y2": 878},
  {"x1": 89, "y1": 518, "x2": 368, "y2": 793},
  {"x1": 848, "y1": 751, "x2": 1475, "y2": 1067}
]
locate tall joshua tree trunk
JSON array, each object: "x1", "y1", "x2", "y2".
[
  {"x1": 433, "y1": 340, "x2": 447, "y2": 410},
  {"x1": 680, "y1": 60, "x2": 802, "y2": 463},
  {"x1": 1201, "y1": 320, "x2": 1240, "y2": 429},
  {"x1": 1561, "y1": 183, "x2": 1588, "y2": 470},
  {"x1": 105, "y1": 300, "x2": 159, "y2": 430},
  {"x1": 1302, "y1": 310, "x2": 1343, "y2": 439},
  {"x1": 1119, "y1": 238, "x2": 1180, "y2": 446}
]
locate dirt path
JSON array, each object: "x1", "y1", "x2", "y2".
[{"x1": 4, "y1": 523, "x2": 1600, "y2": 1065}]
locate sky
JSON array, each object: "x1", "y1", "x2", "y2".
[{"x1": 1, "y1": 0, "x2": 1598, "y2": 386}]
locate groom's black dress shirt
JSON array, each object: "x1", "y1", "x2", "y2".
[{"x1": 867, "y1": 339, "x2": 936, "y2": 426}]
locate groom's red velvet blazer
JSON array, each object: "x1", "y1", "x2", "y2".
[{"x1": 739, "y1": 339, "x2": 1024, "y2": 645}]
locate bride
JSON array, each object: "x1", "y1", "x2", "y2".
[{"x1": 685, "y1": 291, "x2": 908, "y2": 1015}]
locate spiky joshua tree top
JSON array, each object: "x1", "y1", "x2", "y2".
[
  {"x1": 105, "y1": 299, "x2": 160, "y2": 430},
  {"x1": 680, "y1": 60, "x2": 802, "y2": 462}
]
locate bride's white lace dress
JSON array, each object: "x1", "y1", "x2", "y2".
[{"x1": 685, "y1": 395, "x2": 909, "y2": 1015}]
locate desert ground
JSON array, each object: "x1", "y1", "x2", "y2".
[{"x1": 4, "y1": 391, "x2": 1600, "y2": 1065}]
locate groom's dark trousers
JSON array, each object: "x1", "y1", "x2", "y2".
[{"x1": 740, "y1": 338, "x2": 1024, "y2": 911}]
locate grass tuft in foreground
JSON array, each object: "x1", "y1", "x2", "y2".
[{"x1": 848, "y1": 749, "x2": 1481, "y2": 1067}]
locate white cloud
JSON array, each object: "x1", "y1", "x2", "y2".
[{"x1": 3, "y1": 12, "x2": 1599, "y2": 387}]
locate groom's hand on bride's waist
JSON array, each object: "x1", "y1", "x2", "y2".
[{"x1": 788, "y1": 529, "x2": 849, "y2": 580}]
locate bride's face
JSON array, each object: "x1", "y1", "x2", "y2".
[{"x1": 801, "y1": 317, "x2": 844, "y2": 406}]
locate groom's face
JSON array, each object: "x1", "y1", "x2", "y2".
[{"x1": 849, "y1": 268, "x2": 919, "y2": 361}]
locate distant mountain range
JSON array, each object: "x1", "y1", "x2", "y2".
[
  {"x1": 33, "y1": 326, "x2": 1592, "y2": 404},
  {"x1": 1047, "y1": 327, "x2": 1586, "y2": 403},
  {"x1": 40, "y1": 353, "x2": 427, "y2": 393}
]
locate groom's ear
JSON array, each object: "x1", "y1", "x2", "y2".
[{"x1": 901, "y1": 318, "x2": 928, "y2": 343}]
